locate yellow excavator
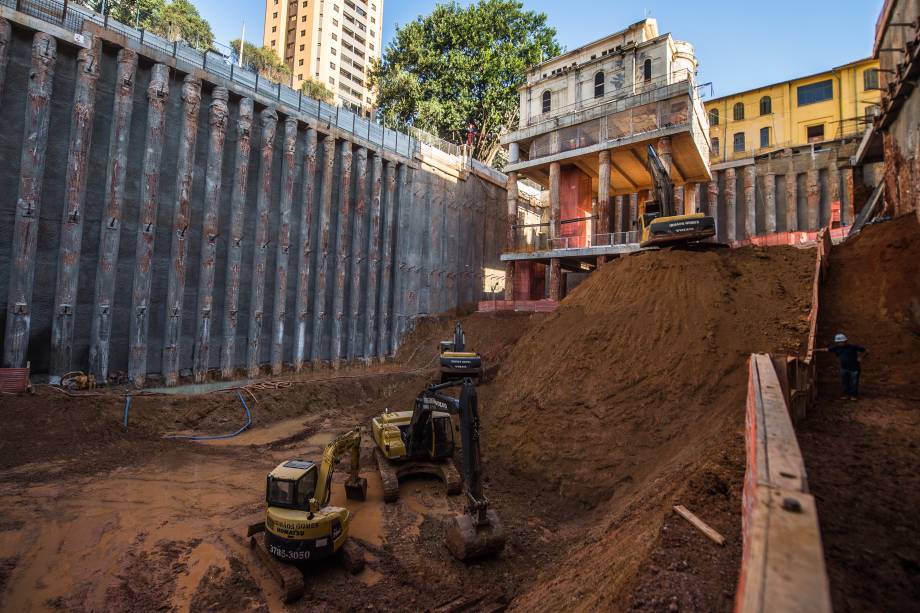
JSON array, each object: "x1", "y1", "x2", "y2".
[
  {"x1": 439, "y1": 322, "x2": 483, "y2": 383},
  {"x1": 371, "y1": 385, "x2": 463, "y2": 503},
  {"x1": 248, "y1": 428, "x2": 368, "y2": 602},
  {"x1": 372, "y1": 379, "x2": 505, "y2": 561},
  {"x1": 638, "y1": 144, "x2": 716, "y2": 247}
]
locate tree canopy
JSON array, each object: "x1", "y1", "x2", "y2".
[
  {"x1": 229, "y1": 39, "x2": 291, "y2": 83},
  {"x1": 300, "y1": 79, "x2": 335, "y2": 105},
  {"x1": 370, "y1": 0, "x2": 561, "y2": 166},
  {"x1": 78, "y1": 0, "x2": 214, "y2": 51}
]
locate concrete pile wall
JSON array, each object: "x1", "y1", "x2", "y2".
[
  {"x1": 696, "y1": 146, "x2": 879, "y2": 243},
  {"x1": 0, "y1": 18, "x2": 506, "y2": 386}
]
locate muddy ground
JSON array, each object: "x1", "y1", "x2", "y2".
[{"x1": 0, "y1": 245, "x2": 818, "y2": 612}]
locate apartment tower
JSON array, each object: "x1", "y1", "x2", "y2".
[{"x1": 264, "y1": 0, "x2": 382, "y2": 116}]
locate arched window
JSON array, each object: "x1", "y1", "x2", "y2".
[
  {"x1": 594, "y1": 71, "x2": 605, "y2": 98},
  {"x1": 541, "y1": 90, "x2": 551, "y2": 114},
  {"x1": 759, "y1": 95, "x2": 772, "y2": 116},
  {"x1": 733, "y1": 102, "x2": 745, "y2": 121},
  {"x1": 643, "y1": 58, "x2": 652, "y2": 82},
  {"x1": 709, "y1": 108, "x2": 719, "y2": 126}
]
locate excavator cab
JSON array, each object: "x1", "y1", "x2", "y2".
[
  {"x1": 439, "y1": 322, "x2": 483, "y2": 382},
  {"x1": 266, "y1": 460, "x2": 319, "y2": 510}
]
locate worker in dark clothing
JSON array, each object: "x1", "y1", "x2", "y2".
[{"x1": 818, "y1": 333, "x2": 867, "y2": 400}]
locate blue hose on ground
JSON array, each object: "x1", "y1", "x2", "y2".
[
  {"x1": 123, "y1": 396, "x2": 132, "y2": 428},
  {"x1": 163, "y1": 391, "x2": 253, "y2": 441}
]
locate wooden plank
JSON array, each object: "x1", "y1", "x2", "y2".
[{"x1": 673, "y1": 505, "x2": 725, "y2": 546}]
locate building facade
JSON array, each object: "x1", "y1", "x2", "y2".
[
  {"x1": 263, "y1": 0, "x2": 382, "y2": 116},
  {"x1": 500, "y1": 19, "x2": 711, "y2": 300},
  {"x1": 705, "y1": 59, "x2": 882, "y2": 164},
  {"x1": 854, "y1": 0, "x2": 919, "y2": 220},
  {"x1": 696, "y1": 59, "x2": 885, "y2": 247}
]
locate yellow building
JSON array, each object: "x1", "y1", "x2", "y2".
[
  {"x1": 705, "y1": 58, "x2": 881, "y2": 164},
  {"x1": 263, "y1": 0, "x2": 383, "y2": 116}
]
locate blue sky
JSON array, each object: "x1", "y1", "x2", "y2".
[{"x1": 197, "y1": 0, "x2": 883, "y2": 97}]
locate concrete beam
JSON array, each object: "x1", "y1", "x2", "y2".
[
  {"x1": 162, "y1": 75, "x2": 203, "y2": 386},
  {"x1": 347, "y1": 147, "x2": 368, "y2": 361},
  {"x1": 504, "y1": 171, "x2": 517, "y2": 300},
  {"x1": 379, "y1": 161, "x2": 398, "y2": 359},
  {"x1": 293, "y1": 126, "x2": 317, "y2": 371},
  {"x1": 4, "y1": 33, "x2": 56, "y2": 368},
  {"x1": 842, "y1": 167, "x2": 855, "y2": 225},
  {"x1": 191, "y1": 86, "x2": 229, "y2": 384},
  {"x1": 725, "y1": 167, "x2": 737, "y2": 241},
  {"x1": 610, "y1": 158, "x2": 638, "y2": 190},
  {"x1": 744, "y1": 165, "x2": 756, "y2": 238},
  {"x1": 707, "y1": 179, "x2": 719, "y2": 238},
  {"x1": 549, "y1": 258, "x2": 561, "y2": 301},
  {"x1": 549, "y1": 162, "x2": 560, "y2": 238},
  {"x1": 331, "y1": 142, "x2": 353, "y2": 367},
  {"x1": 311, "y1": 135, "x2": 336, "y2": 364},
  {"x1": 364, "y1": 154, "x2": 383, "y2": 359},
  {"x1": 806, "y1": 168, "x2": 820, "y2": 231},
  {"x1": 270, "y1": 116, "x2": 299, "y2": 375},
  {"x1": 89, "y1": 48, "x2": 137, "y2": 382},
  {"x1": 786, "y1": 159, "x2": 798, "y2": 232},
  {"x1": 0, "y1": 19, "x2": 10, "y2": 102},
  {"x1": 128, "y1": 63, "x2": 169, "y2": 387},
  {"x1": 220, "y1": 98, "x2": 254, "y2": 380},
  {"x1": 764, "y1": 173, "x2": 777, "y2": 234},
  {"x1": 247, "y1": 107, "x2": 279, "y2": 378},
  {"x1": 598, "y1": 151, "x2": 611, "y2": 234},
  {"x1": 50, "y1": 39, "x2": 100, "y2": 381}
]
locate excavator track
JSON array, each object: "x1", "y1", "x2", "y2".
[
  {"x1": 375, "y1": 448, "x2": 462, "y2": 502},
  {"x1": 250, "y1": 534, "x2": 305, "y2": 603}
]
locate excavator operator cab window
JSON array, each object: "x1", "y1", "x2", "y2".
[
  {"x1": 267, "y1": 463, "x2": 317, "y2": 510},
  {"x1": 431, "y1": 416, "x2": 454, "y2": 458},
  {"x1": 643, "y1": 201, "x2": 662, "y2": 228}
]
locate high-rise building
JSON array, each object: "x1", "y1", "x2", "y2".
[{"x1": 263, "y1": 0, "x2": 383, "y2": 116}]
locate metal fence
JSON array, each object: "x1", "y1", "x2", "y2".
[{"x1": 2, "y1": 0, "x2": 468, "y2": 161}]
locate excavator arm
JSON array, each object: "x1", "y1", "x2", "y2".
[
  {"x1": 646, "y1": 144, "x2": 675, "y2": 219},
  {"x1": 311, "y1": 428, "x2": 366, "y2": 511},
  {"x1": 423, "y1": 379, "x2": 506, "y2": 560}
]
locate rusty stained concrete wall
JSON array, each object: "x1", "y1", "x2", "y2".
[{"x1": 0, "y1": 21, "x2": 507, "y2": 385}]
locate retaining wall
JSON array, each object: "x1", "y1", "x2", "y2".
[{"x1": 0, "y1": 14, "x2": 507, "y2": 385}]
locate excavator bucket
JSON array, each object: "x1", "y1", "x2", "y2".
[
  {"x1": 445, "y1": 509, "x2": 505, "y2": 561},
  {"x1": 344, "y1": 476, "x2": 368, "y2": 501}
]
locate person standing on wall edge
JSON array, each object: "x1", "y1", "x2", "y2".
[{"x1": 817, "y1": 333, "x2": 867, "y2": 400}]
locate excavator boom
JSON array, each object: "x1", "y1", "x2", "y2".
[{"x1": 313, "y1": 428, "x2": 367, "y2": 509}]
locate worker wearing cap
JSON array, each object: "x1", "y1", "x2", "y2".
[{"x1": 818, "y1": 333, "x2": 867, "y2": 400}]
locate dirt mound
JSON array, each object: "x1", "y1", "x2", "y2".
[
  {"x1": 818, "y1": 215, "x2": 920, "y2": 395},
  {"x1": 480, "y1": 246, "x2": 814, "y2": 611},
  {"x1": 485, "y1": 246, "x2": 813, "y2": 506}
]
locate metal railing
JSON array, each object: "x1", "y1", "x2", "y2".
[{"x1": 1, "y1": 0, "x2": 469, "y2": 162}]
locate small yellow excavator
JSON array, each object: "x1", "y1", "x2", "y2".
[
  {"x1": 638, "y1": 144, "x2": 716, "y2": 247},
  {"x1": 372, "y1": 379, "x2": 505, "y2": 561},
  {"x1": 248, "y1": 428, "x2": 368, "y2": 602},
  {"x1": 439, "y1": 322, "x2": 483, "y2": 383}
]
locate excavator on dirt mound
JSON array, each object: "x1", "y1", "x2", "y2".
[
  {"x1": 372, "y1": 379, "x2": 505, "y2": 561},
  {"x1": 247, "y1": 428, "x2": 368, "y2": 602},
  {"x1": 638, "y1": 144, "x2": 716, "y2": 247},
  {"x1": 439, "y1": 322, "x2": 483, "y2": 382}
]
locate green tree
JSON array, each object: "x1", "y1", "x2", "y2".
[
  {"x1": 300, "y1": 79, "x2": 335, "y2": 105},
  {"x1": 229, "y1": 39, "x2": 291, "y2": 84},
  {"x1": 370, "y1": 0, "x2": 561, "y2": 165},
  {"x1": 77, "y1": 0, "x2": 214, "y2": 51}
]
